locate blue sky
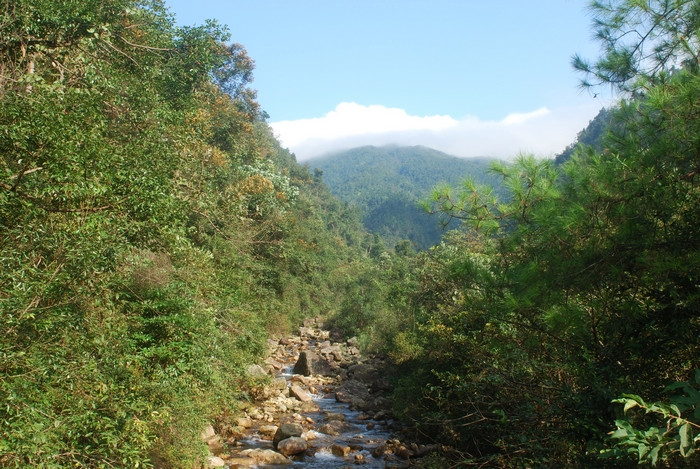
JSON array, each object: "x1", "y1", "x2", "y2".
[{"x1": 165, "y1": 1, "x2": 611, "y2": 160}]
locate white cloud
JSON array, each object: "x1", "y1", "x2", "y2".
[{"x1": 270, "y1": 102, "x2": 603, "y2": 161}]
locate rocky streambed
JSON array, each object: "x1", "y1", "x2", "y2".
[{"x1": 201, "y1": 319, "x2": 439, "y2": 468}]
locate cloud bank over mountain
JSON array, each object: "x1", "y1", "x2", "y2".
[{"x1": 270, "y1": 102, "x2": 603, "y2": 161}]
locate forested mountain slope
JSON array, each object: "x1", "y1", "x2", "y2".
[
  {"x1": 311, "y1": 145, "x2": 499, "y2": 249},
  {"x1": 2, "y1": 1, "x2": 699, "y2": 468},
  {"x1": 0, "y1": 2, "x2": 378, "y2": 466},
  {"x1": 555, "y1": 107, "x2": 613, "y2": 164}
]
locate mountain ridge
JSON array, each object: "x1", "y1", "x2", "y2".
[{"x1": 310, "y1": 145, "x2": 500, "y2": 249}]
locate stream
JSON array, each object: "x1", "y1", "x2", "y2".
[{"x1": 202, "y1": 320, "x2": 425, "y2": 468}]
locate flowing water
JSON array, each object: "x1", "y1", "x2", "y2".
[{"x1": 246, "y1": 365, "x2": 400, "y2": 468}]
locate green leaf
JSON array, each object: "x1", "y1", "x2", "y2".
[
  {"x1": 649, "y1": 445, "x2": 660, "y2": 466},
  {"x1": 623, "y1": 398, "x2": 639, "y2": 413},
  {"x1": 679, "y1": 423, "x2": 693, "y2": 457}
]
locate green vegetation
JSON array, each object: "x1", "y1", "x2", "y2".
[
  {"x1": 311, "y1": 145, "x2": 499, "y2": 249},
  {"x1": 2, "y1": 0, "x2": 699, "y2": 468},
  {"x1": 0, "y1": 1, "x2": 375, "y2": 466},
  {"x1": 328, "y1": 1, "x2": 700, "y2": 467}
]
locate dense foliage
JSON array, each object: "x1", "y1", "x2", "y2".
[
  {"x1": 311, "y1": 145, "x2": 500, "y2": 249},
  {"x1": 0, "y1": 1, "x2": 376, "y2": 466},
  {"x1": 2, "y1": 0, "x2": 699, "y2": 468},
  {"x1": 333, "y1": 1, "x2": 700, "y2": 467}
]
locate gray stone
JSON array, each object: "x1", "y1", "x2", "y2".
[
  {"x1": 335, "y1": 379, "x2": 371, "y2": 404},
  {"x1": 293, "y1": 350, "x2": 335, "y2": 377},
  {"x1": 273, "y1": 423, "x2": 304, "y2": 448},
  {"x1": 277, "y1": 436, "x2": 308, "y2": 456}
]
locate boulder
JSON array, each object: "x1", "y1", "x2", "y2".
[
  {"x1": 293, "y1": 351, "x2": 335, "y2": 377},
  {"x1": 259, "y1": 424, "x2": 278, "y2": 437},
  {"x1": 240, "y1": 448, "x2": 291, "y2": 465},
  {"x1": 317, "y1": 420, "x2": 358, "y2": 436},
  {"x1": 277, "y1": 436, "x2": 308, "y2": 456},
  {"x1": 206, "y1": 455, "x2": 225, "y2": 467},
  {"x1": 236, "y1": 417, "x2": 253, "y2": 428},
  {"x1": 348, "y1": 363, "x2": 380, "y2": 383},
  {"x1": 289, "y1": 384, "x2": 313, "y2": 403},
  {"x1": 200, "y1": 424, "x2": 216, "y2": 441},
  {"x1": 331, "y1": 444, "x2": 351, "y2": 457},
  {"x1": 270, "y1": 377, "x2": 288, "y2": 391},
  {"x1": 246, "y1": 364, "x2": 268, "y2": 377},
  {"x1": 335, "y1": 379, "x2": 371, "y2": 404},
  {"x1": 273, "y1": 423, "x2": 304, "y2": 448}
]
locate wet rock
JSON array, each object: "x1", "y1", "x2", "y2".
[
  {"x1": 325, "y1": 412, "x2": 345, "y2": 421},
  {"x1": 331, "y1": 444, "x2": 351, "y2": 457},
  {"x1": 289, "y1": 384, "x2": 313, "y2": 402},
  {"x1": 300, "y1": 401, "x2": 320, "y2": 412},
  {"x1": 273, "y1": 423, "x2": 304, "y2": 448},
  {"x1": 277, "y1": 436, "x2": 308, "y2": 456},
  {"x1": 293, "y1": 350, "x2": 335, "y2": 377},
  {"x1": 240, "y1": 448, "x2": 291, "y2": 465},
  {"x1": 371, "y1": 443, "x2": 388, "y2": 458},
  {"x1": 317, "y1": 420, "x2": 358, "y2": 436}
]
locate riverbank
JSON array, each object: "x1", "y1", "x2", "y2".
[{"x1": 200, "y1": 318, "x2": 439, "y2": 468}]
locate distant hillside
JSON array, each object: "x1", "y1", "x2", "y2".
[
  {"x1": 310, "y1": 145, "x2": 499, "y2": 249},
  {"x1": 555, "y1": 107, "x2": 612, "y2": 164}
]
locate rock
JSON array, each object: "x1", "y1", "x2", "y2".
[
  {"x1": 240, "y1": 448, "x2": 291, "y2": 465},
  {"x1": 331, "y1": 444, "x2": 351, "y2": 457},
  {"x1": 258, "y1": 424, "x2": 278, "y2": 437},
  {"x1": 201, "y1": 424, "x2": 216, "y2": 441},
  {"x1": 247, "y1": 364, "x2": 268, "y2": 377},
  {"x1": 317, "y1": 420, "x2": 357, "y2": 436},
  {"x1": 335, "y1": 379, "x2": 371, "y2": 404},
  {"x1": 277, "y1": 436, "x2": 308, "y2": 456},
  {"x1": 325, "y1": 412, "x2": 345, "y2": 421},
  {"x1": 236, "y1": 417, "x2": 253, "y2": 428},
  {"x1": 289, "y1": 384, "x2": 313, "y2": 403},
  {"x1": 206, "y1": 455, "x2": 226, "y2": 467},
  {"x1": 270, "y1": 377, "x2": 288, "y2": 391},
  {"x1": 273, "y1": 423, "x2": 304, "y2": 448},
  {"x1": 348, "y1": 363, "x2": 380, "y2": 383},
  {"x1": 371, "y1": 443, "x2": 388, "y2": 458},
  {"x1": 395, "y1": 445, "x2": 411, "y2": 459},
  {"x1": 300, "y1": 401, "x2": 320, "y2": 412},
  {"x1": 414, "y1": 443, "x2": 441, "y2": 457},
  {"x1": 292, "y1": 350, "x2": 336, "y2": 377},
  {"x1": 205, "y1": 434, "x2": 225, "y2": 453}
]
